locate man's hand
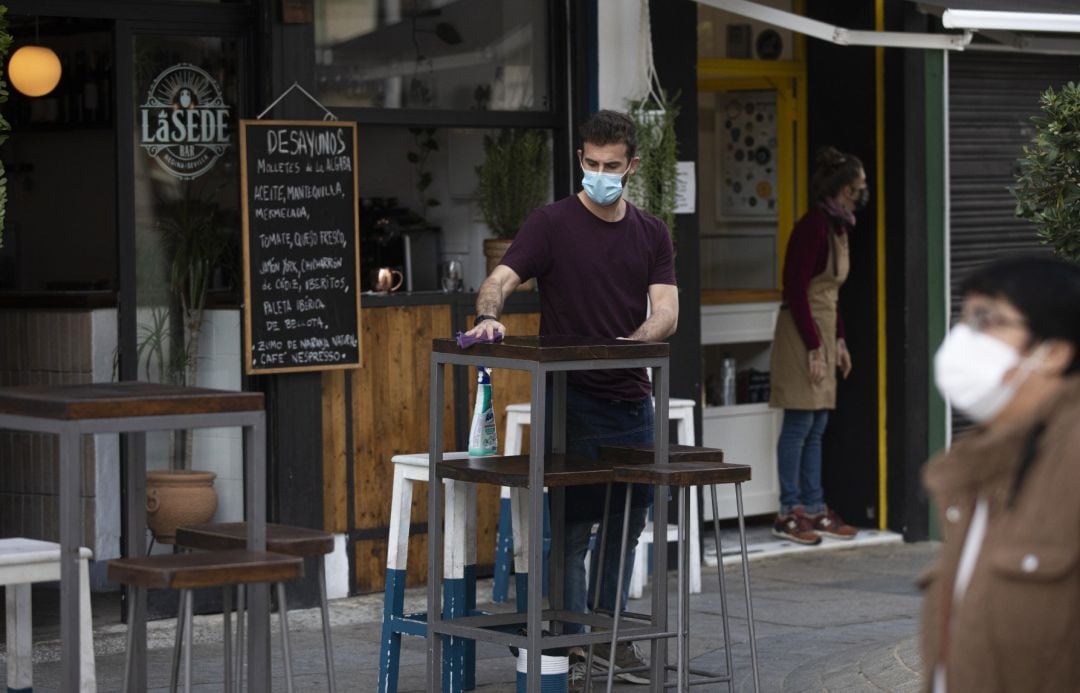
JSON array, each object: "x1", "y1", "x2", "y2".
[
  {"x1": 467, "y1": 317, "x2": 507, "y2": 340},
  {"x1": 808, "y1": 347, "x2": 827, "y2": 384},
  {"x1": 837, "y1": 338, "x2": 853, "y2": 379}
]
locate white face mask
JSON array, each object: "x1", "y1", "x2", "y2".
[{"x1": 934, "y1": 323, "x2": 1040, "y2": 423}]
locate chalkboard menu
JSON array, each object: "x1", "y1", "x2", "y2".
[{"x1": 240, "y1": 119, "x2": 361, "y2": 374}]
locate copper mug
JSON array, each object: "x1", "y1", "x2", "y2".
[{"x1": 372, "y1": 267, "x2": 404, "y2": 293}]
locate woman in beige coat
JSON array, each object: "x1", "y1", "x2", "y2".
[{"x1": 921, "y1": 256, "x2": 1080, "y2": 692}]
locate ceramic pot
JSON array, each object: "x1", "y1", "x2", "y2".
[
  {"x1": 483, "y1": 238, "x2": 535, "y2": 291},
  {"x1": 146, "y1": 470, "x2": 218, "y2": 544}
]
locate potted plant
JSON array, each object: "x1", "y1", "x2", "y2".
[
  {"x1": 475, "y1": 128, "x2": 550, "y2": 289},
  {"x1": 137, "y1": 186, "x2": 238, "y2": 543},
  {"x1": 626, "y1": 89, "x2": 680, "y2": 237},
  {"x1": 1015, "y1": 81, "x2": 1080, "y2": 262}
]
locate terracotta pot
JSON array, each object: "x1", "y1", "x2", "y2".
[
  {"x1": 483, "y1": 238, "x2": 535, "y2": 291},
  {"x1": 146, "y1": 470, "x2": 218, "y2": 544}
]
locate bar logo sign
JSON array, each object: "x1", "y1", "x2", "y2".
[{"x1": 139, "y1": 63, "x2": 232, "y2": 180}]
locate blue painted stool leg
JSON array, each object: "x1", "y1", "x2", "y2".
[
  {"x1": 378, "y1": 569, "x2": 407, "y2": 693},
  {"x1": 464, "y1": 564, "x2": 477, "y2": 690},
  {"x1": 443, "y1": 578, "x2": 467, "y2": 693},
  {"x1": 515, "y1": 572, "x2": 529, "y2": 613},
  {"x1": 493, "y1": 496, "x2": 513, "y2": 604}
]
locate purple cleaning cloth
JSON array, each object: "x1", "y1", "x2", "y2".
[{"x1": 456, "y1": 330, "x2": 504, "y2": 348}]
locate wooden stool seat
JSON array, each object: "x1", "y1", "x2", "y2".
[
  {"x1": 437, "y1": 453, "x2": 616, "y2": 487},
  {"x1": 108, "y1": 549, "x2": 303, "y2": 590},
  {"x1": 176, "y1": 522, "x2": 334, "y2": 557},
  {"x1": 613, "y1": 461, "x2": 752, "y2": 487}
]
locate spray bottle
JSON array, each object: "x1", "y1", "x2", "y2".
[{"x1": 468, "y1": 367, "x2": 498, "y2": 456}]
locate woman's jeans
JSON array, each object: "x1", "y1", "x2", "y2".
[
  {"x1": 777, "y1": 409, "x2": 829, "y2": 515},
  {"x1": 559, "y1": 387, "x2": 653, "y2": 636}
]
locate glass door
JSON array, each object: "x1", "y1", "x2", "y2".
[{"x1": 120, "y1": 25, "x2": 248, "y2": 517}]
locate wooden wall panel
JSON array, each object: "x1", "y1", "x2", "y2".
[
  {"x1": 350, "y1": 304, "x2": 455, "y2": 592},
  {"x1": 321, "y1": 369, "x2": 348, "y2": 533}
]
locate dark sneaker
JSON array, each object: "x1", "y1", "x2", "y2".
[
  {"x1": 772, "y1": 507, "x2": 822, "y2": 545},
  {"x1": 810, "y1": 508, "x2": 857, "y2": 540},
  {"x1": 591, "y1": 641, "x2": 650, "y2": 684},
  {"x1": 568, "y1": 656, "x2": 591, "y2": 692}
]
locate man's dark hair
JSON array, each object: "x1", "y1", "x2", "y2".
[
  {"x1": 579, "y1": 110, "x2": 637, "y2": 161},
  {"x1": 811, "y1": 146, "x2": 863, "y2": 202},
  {"x1": 962, "y1": 255, "x2": 1080, "y2": 373}
]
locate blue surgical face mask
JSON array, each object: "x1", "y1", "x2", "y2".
[{"x1": 581, "y1": 160, "x2": 630, "y2": 206}]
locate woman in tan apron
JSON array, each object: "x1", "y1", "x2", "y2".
[{"x1": 769, "y1": 146, "x2": 865, "y2": 545}]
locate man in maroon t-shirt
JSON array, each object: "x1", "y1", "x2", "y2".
[{"x1": 467, "y1": 110, "x2": 677, "y2": 686}]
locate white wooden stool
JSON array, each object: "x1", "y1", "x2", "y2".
[
  {"x1": 0, "y1": 538, "x2": 95, "y2": 692},
  {"x1": 379, "y1": 452, "x2": 477, "y2": 693}
]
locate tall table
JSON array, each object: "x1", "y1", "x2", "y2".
[
  {"x1": 0, "y1": 382, "x2": 271, "y2": 693},
  {"x1": 428, "y1": 336, "x2": 671, "y2": 693}
]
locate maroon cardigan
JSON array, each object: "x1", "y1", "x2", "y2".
[{"x1": 781, "y1": 206, "x2": 848, "y2": 351}]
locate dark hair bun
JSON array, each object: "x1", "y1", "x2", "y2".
[{"x1": 815, "y1": 146, "x2": 847, "y2": 169}]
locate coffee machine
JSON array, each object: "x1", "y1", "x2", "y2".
[{"x1": 360, "y1": 198, "x2": 441, "y2": 292}]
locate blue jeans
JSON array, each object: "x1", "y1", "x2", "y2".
[
  {"x1": 559, "y1": 387, "x2": 653, "y2": 635},
  {"x1": 777, "y1": 409, "x2": 829, "y2": 515}
]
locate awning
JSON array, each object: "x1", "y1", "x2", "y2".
[{"x1": 697, "y1": 0, "x2": 1080, "y2": 54}]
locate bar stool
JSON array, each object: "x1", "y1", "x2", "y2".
[
  {"x1": 590, "y1": 446, "x2": 761, "y2": 693},
  {"x1": 493, "y1": 399, "x2": 701, "y2": 602},
  {"x1": 630, "y1": 397, "x2": 700, "y2": 599},
  {"x1": 175, "y1": 522, "x2": 338, "y2": 692},
  {"x1": 108, "y1": 549, "x2": 303, "y2": 693},
  {"x1": 379, "y1": 452, "x2": 477, "y2": 693},
  {"x1": 0, "y1": 538, "x2": 95, "y2": 692}
]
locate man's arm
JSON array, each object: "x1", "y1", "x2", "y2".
[
  {"x1": 627, "y1": 283, "x2": 678, "y2": 341},
  {"x1": 466, "y1": 264, "x2": 522, "y2": 339}
]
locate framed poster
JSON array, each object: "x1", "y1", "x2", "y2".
[{"x1": 715, "y1": 90, "x2": 778, "y2": 220}]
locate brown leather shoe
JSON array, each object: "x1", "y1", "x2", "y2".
[
  {"x1": 810, "y1": 508, "x2": 857, "y2": 539},
  {"x1": 771, "y1": 507, "x2": 822, "y2": 545}
]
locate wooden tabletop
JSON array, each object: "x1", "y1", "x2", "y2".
[
  {"x1": 0, "y1": 382, "x2": 265, "y2": 421},
  {"x1": 432, "y1": 335, "x2": 669, "y2": 362},
  {"x1": 437, "y1": 453, "x2": 618, "y2": 487}
]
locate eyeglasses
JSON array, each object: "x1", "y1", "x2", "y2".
[{"x1": 957, "y1": 306, "x2": 1027, "y2": 333}]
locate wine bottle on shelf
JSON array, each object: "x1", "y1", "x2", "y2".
[
  {"x1": 83, "y1": 51, "x2": 99, "y2": 124},
  {"x1": 97, "y1": 50, "x2": 112, "y2": 124},
  {"x1": 73, "y1": 50, "x2": 87, "y2": 125},
  {"x1": 58, "y1": 52, "x2": 72, "y2": 123}
]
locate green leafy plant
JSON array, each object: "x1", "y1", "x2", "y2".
[
  {"x1": 407, "y1": 127, "x2": 440, "y2": 222},
  {"x1": 1015, "y1": 81, "x2": 1080, "y2": 262},
  {"x1": 627, "y1": 89, "x2": 680, "y2": 237},
  {"x1": 0, "y1": 7, "x2": 12, "y2": 249},
  {"x1": 143, "y1": 186, "x2": 237, "y2": 469},
  {"x1": 475, "y1": 129, "x2": 550, "y2": 238}
]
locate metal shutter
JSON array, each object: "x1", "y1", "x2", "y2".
[
  {"x1": 948, "y1": 52, "x2": 1079, "y2": 432},
  {"x1": 948, "y1": 52, "x2": 1079, "y2": 318}
]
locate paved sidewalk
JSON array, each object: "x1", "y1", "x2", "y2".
[{"x1": 7, "y1": 535, "x2": 936, "y2": 692}]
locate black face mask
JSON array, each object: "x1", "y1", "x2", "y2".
[{"x1": 852, "y1": 186, "x2": 870, "y2": 211}]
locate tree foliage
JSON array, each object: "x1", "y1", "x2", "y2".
[{"x1": 1015, "y1": 81, "x2": 1080, "y2": 263}]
